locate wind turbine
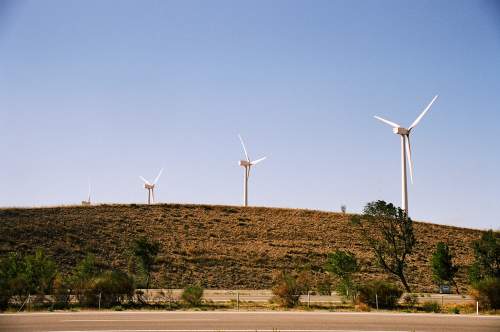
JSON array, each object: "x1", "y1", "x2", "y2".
[
  {"x1": 139, "y1": 168, "x2": 163, "y2": 204},
  {"x1": 374, "y1": 95, "x2": 438, "y2": 216},
  {"x1": 81, "y1": 180, "x2": 91, "y2": 206},
  {"x1": 238, "y1": 135, "x2": 267, "y2": 207}
]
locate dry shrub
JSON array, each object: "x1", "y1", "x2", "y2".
[
  {"x1": 271, "y1": 271, "x2": 305, "y2": 308},
  {"x1": 355, "y1": 302, "x2": 371, "y2": 311}
]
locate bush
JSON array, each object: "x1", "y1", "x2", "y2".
[
  {"x1": 271, "y1": 271, "x2": 305, "y2": 308},
  {"x1": 89, "y1": 270, "x2": 135, "y2": 307},
  {"x1": 471, "y1": 277, "x2": 500, "y2": 310},
  {"x1": 357, "y1": 280, "x2": 403, "y2": 309},
  {"x1": 181, "y1": 285, "x2": 204, "y2": 307},
  {"x1": 402, "y1": 293, "x2": 418, "y2": 307},
  {"x1": 422, "y1": 301, "x2": 441, "y2": 313}
]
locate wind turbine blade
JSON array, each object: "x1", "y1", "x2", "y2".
[
  {"x1": 238, "y1": 134, "x2": 250, "y2": 162},
  {"x1": 251, "y1": 156, "x2": 267, "y2": 165},
  {"x1": 139, "y1": 176, "x2": 151, "y2": 185},
  {"x1": 405, "y1": 135, "x2": 414, "y2": 184},
  {"x1": 153, "y1": 168, "x2": 164, "y2": 184},
  {"x1": 409, "y1": 95, "x2": 438, "y2": 130},
  {"x1": 374, "y1": 116, "x2": 400, "y2": 128}
]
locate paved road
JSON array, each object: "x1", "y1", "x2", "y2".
[{"x1": 1, "y1": 311, "x2": 499, "y2": 332}]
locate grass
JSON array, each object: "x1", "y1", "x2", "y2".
[{"x1": 0, "y1": 203, "x2": 483, "y2": 292}]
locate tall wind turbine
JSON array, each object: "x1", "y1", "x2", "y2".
[
  {"x1": 81, "y1": 179, "x2": 91, "y2": 206},
  {"x1": 374, "y1": 95, "x2": 438, "y2": 215},
  {"x1": 139, "y1": 168, "x2": 163, "y2": 204},
  {"x1": 238, "y1": 135, "x2": 267, "y2": 207}
]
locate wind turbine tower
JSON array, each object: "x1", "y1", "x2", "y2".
[
  {"x1": 81, "y1": 180, "x2": 91, "y2": 206},
  {"x1": 238, "y1": 135, "x2": 267, "y2": 207},
  {"x1": 139, "y1": 168, "x2": 164, "y2": 204},
  {"x1": 374, "y1": 95, "x2": 438, "y2": 216}
]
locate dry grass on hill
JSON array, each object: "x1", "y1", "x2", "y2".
[{"x1": 0, "y1": 204, "x2": 483, "y2": 292}]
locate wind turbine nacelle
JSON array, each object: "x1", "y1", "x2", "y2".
[
  {"x1": 144, "y1": 183, "x2": 154, "y2": 189},
  {"x1": 393, "y1": 127, "x2": 409, "y2": 135},
  {"x1": 239, "y1": 160, "x2": 251, "y2": 167}
]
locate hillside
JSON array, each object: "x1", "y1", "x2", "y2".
[{"x1": 0, "y1": 204, "x2": 483, "y2": 293}]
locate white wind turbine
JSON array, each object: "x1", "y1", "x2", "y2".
[
  {"x1": 81, "y1": 179, "x2": 91, "y2": 206},
  {"x1": 139, "y1": 168, "x2": 163, "y2": 204},
  {"x1": 374, "y1": 95, "x2": 438, "y2": 216},
  {"x1": 238, "y1": 134, "x2": 267, "y2": 207}
]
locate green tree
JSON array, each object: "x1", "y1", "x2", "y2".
[
  {"x1": 132, "y1": 237, "x2": 160, "y2": 289},
  {"x1": 325, "y1": 250, "x2": 358, "y2": 300},
  {"x1": 0, "y1": 253, "x2": 25, "y2": 309},
  {"x1": 22, "y1": 249, "x2": 57, "y2": 295},
  {"x1": 430, "y1": 242, "x2": 459, "y2": 293},
  {"x1": 352, "y1": 200, "x2": 416, "y2": 292},
  {"x1": 469, "y1": 230, "x2": 500, "y2": 283},
  {"x1": 68, "y1": 254, "x2": 101, "y2": 290}
]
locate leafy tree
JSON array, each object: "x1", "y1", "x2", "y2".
[
  {"x1": 325, "y1": 250, "x2": 358, "y2": 300},
  {"x1": 132, "y1": 237, "x2": 160, "y2": 289},
  {"x1": 469, "y1": 230, "x2": 500, "y2": 283},
  {"x1": 352, "y1": 200, "x2": 416, "y2": 292},
  {"x1": 0, "y1": 253, "x2": 25, "y2": 309},
  {"x1": 0, "y1": 250, "x2": 57, "y2": 310},
  {"x1": 22, "y1": 249, "x2": 57, "y2": 295},
  {"x1": 430, "y1": 242, "x2": 459, "y2": 293},
  {"x1": 68, "y1": 254, "x2": 101, "y2": 291}
]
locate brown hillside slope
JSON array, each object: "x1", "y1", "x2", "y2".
[{"x1": 0, "y1": 204, "x2": 483, "y2": 292}]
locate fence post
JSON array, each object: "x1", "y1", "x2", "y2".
[
  {"x1": 308, "y1": 291, "x2": 311, "y2": 308},
  {"x1": 237, "y1": 291, "x2": 239, "y2": 311},
  {"x1": 476, "y1": 301, "x2": 479, "y2": 315},
  {"x1": 441, "y1": 295, "x2": 444, "y2": 307},
  {"x1": 98, "y1": 293, "x2": 101, "y2": 310},
  {"x1": 28, "y1": 293, "x2": 31, "y2": 312},
  {"x1": 375, "y1": 293, "x2": 379, "y2": 310}
]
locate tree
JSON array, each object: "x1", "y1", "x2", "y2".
[
  {"x1": 430, "y1": 242, "x2": 459, "y2": 293},
  {"x1": 468, "y1": 230, "x2": 500, "y2": 310},
  {"x1": 67, "y1": 254, "x2": 103, "y2": 305},
  {"x1": 325, "y1": 250, "x2": 358, "y2": 300},
  {"x1": 22, "y1": 249, "x2": 57, "y2": 295},
  {"x1": 469, "y1": 230, "x2": 500, "y2": 284},
  {"x1": 352, "y1": 200, "x2": 415, "y2": 292},
  {"x1": 132, "y1": 237, "x2": 160, "y2": 289}
]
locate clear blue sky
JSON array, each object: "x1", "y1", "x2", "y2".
[{"x1": 1, "y1": 0, "x2": 499, "y2": 229}]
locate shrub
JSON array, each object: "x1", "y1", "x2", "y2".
[
  {"x1": 181, "y1": 285, "x2": 204, "y2": 307},
  {"x1": 357, "y1": 280, "x2": 403, "y2": 309},
  {"x1": 89, "y1": 270, "x2": 135, "y2": 307},
  {"x1": 271, "y1": 271, "x2": 305, "y2": 307},
  {"x1": 422, "y1": 301, "x2": 441, "y2": 313},
  {"x1": 471, "y1": 277, "x2": 500, "y2": 310},
  {"x1": 402, "y1": 293, "x2": 418, "y2": 307}
]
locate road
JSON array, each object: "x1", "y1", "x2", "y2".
[{"x1": 1, "y1": 311, "x2": 499, "y2": 332}]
